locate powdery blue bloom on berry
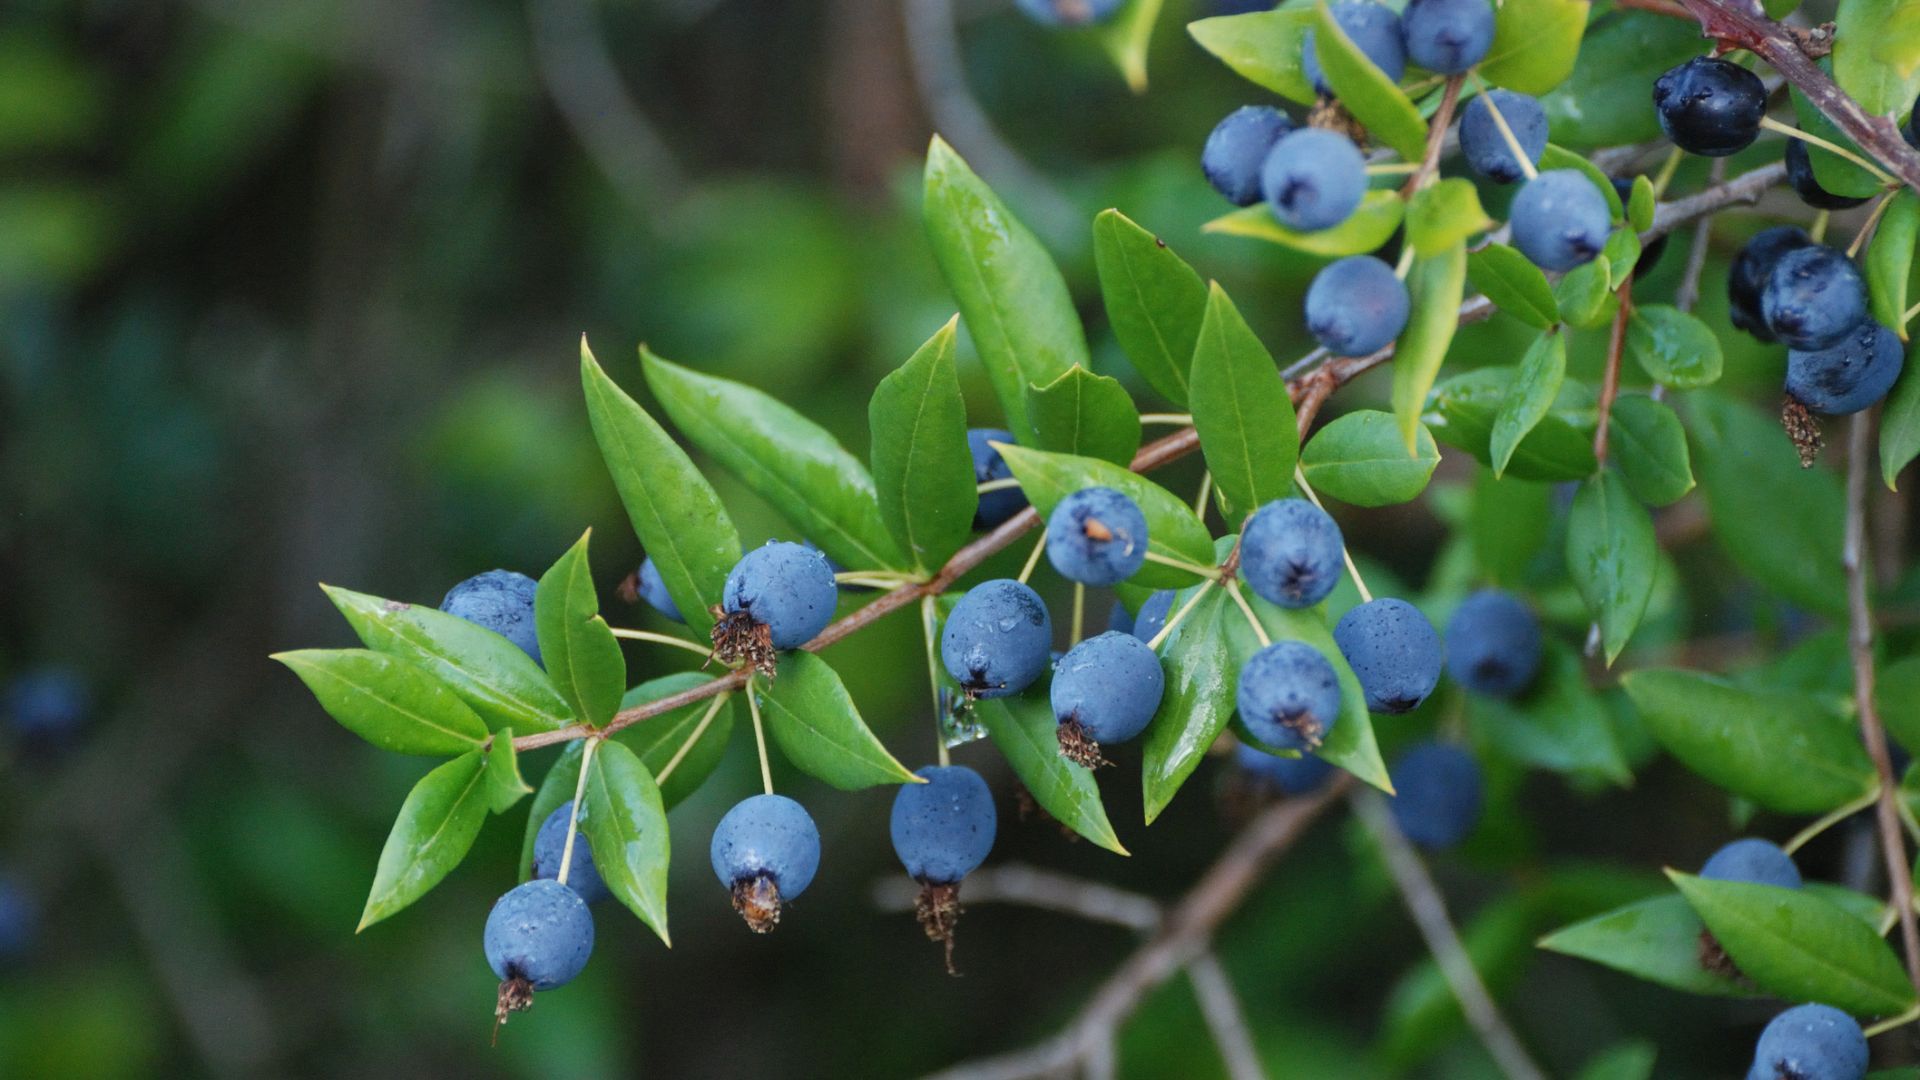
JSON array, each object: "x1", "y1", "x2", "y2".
[
  {"x1": 532, "y1": 801, "x2": 610, "y2": 904},
  {"x1": 1015, "y1": 0, "x2": 1124, "y2": 27},
  {"x1": 1302, "y1": 1, "x2": 1406, "y2": 93},
  {"x1": 1203, "y1": 106, "x2": 1297, "y2": 206},
  {"x1": 1236, "y1": 641, "x2": 1342, "y2": 751},
  {"x1": 1701, "y1": 838, "x2": 1803, "y2": 890},
  {"x1": 1333, "y1": 597, "x2": 1444, "y2": 714},
  {"x1": 722, "y1": 541, "x2": 838, "y2": 650},
  {"x1": 1510, "y1": 170, "x2": 1611, "y2": 272},
  {"x1": 942, "y1": 579, "x2": 1054, "y2": 699},
  {"x1": 969, "y1": 428, "x2": 1028, "y2": 530},
  {"x1": 1746, "y1": 1003, "x2": 1868, "y2": 1080},
  {"x1": 1444, "y1": 589, "x2": 1542, "y2": 697},
  {"x1": 3, "y1": 667, "x2": 89, "y2": 750},
  {"x1": 1261, "y1": 128, "x2": 1367, "y2": 232},
  {"x1": 1052, "y1": 631, "x2": 1165, "y2": 759},
  {"x1": 1787, "y1": 320, "x2": 1905, "y2": 416},
  {"x1": 1762, "y1": 246, "x2": 1870, "y2": 352},
  {"x1": 711, "y1": 794, "x2": 821, "y2": 933},
  {"x1": 635, "y1": 557, "x2": 684, "y2": 623},
  {"x1": 1729, "y1": 226, "x2": 1812, "y2": 341},
  {"x1": 1233, "y1": 743, "x2": 1337, "y2": 795},
  {"x1": 1131, "y1": 590, "x2": 1177, "y2": 644},
  {"x1": 1459, "y1": 89, "x2": 1547, "y2": 184},
  {"x1": 1388, "y1": 742, "x2": 1483, "y2": 850},
  {"x1": 1400, "y1": 0, "x2": 1494, "y2": 74},
  {"x1": 1240, "y1": 498, "x2": 1345, "y2": 609},
  {"x1": 441, "y1": 570, "x2": 541, "y2": 664},
  {"x1": 484, "y1": 878, "x2": 594, "y2": 993},
  {"x1": 891, "y1": 765, "x2": 997, "y2": 884},
  {"x1": 1653, "y1": 56, "x2": 1767, "y2": 157},
  {"x1": 1305, "y1": 256, "x2": 1410, "y2": 357},
  {"x1": 1046, "y1": 487, "x2": 1149, "y2": 586}
]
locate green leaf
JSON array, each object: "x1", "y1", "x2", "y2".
[
  {"x1": 997, "y1": 443, "x2": 1216, "y2": 588},
  {"x1": 1141, "y1": 585, "x2": 1237, "y2": 822},
  {"x1": 1553, "y1": 256, "x2": 1616, "y2": 330},
  {"x1": 1539, "y1": 144, "x2": 1625, "y2": 221},
  {"x1": 1540, "y1": 13, "x2": 1707, "y2": 148},
  {"x1": 1238, "y1": 591, "x2": 1392, "y2": 793},
  {"x1": 1392, "y1": 243, "x2": 1468, "y2": 453},
  {"x1": 1539, "y1": 893, "x2": 1759, "y2": 998},
  {"x1": 756, "y1": 652, "x2": 918, "y2": 789},
  {"x1": 1489, "y1": 328, "x2": 1567, "y2": 478},
  {"x1": 1189, "y1": 283, "x2": 1299, "y2": 527},
  {"x1": 1203, "y1": 190, "x2": 1404, "y2": 257},
  {"x1": 1471, "y1": 642, "x2": 1629, "y2": 782},
  {"x1": 1092, "y1": 209, "x2": 1206, "y2": 407},
  {"x1": 1100, "y1": 0, "x2": 1166, "y2": 92},
  {"x1": 1622, "y1": 669, "x2": 1874, "y2": 814},
  {"x1": 1407, "y1": 178, "x2": 1494, "y2": 258},
  {"x1": 518, "y1": 741, "x2": 583, "y2": 879},
  {"x1": 1027, "y1": 365, "x2": 1143, "y2": 467},
  {"x1": 1575, "y1": 1042, "x2": 1658, "y2": 1080},
  {"x1": 581, "y1": 341, "x2": 741, "y2": 636},
  {"x1": 1876, "y1": 0, "x2": 1920, "y2": 76},
  {"x1": 642, "y1": 349, "x2": 908, "y2": 572},
  {"x1": 273, "y1": 648, "x2": 488, "y2": 755},
  {"x1": 323, "y1": 586, "x2": 573, "y2": 734},
  {"x1": 1609, "y1": 395, "x2": 1694, "y2": 506},
  {"x1": 1187, "y1": 7, "x2": 1318, "y2": 104},
  {"x1": 1467, "y1": 243, "x2": 1558, "y2": 329},
  {"x1": 869, "y1": 318, "x2": 976, "y2": 571},
  {"x1": 1837, "y1": 0, "x2": 1920, "y2": 113},
  {"x1": 1478, "y1": 0, "x2": 1589, "y2": 94},
  {"x1": 485, "y1": 730, "x2": 532, "y2": 814},
  {"x1": 536, "y1": 529, "x2": 625, "y2": 726},
  {"x1": 1670, "y1": 871, "x2": 1918, "y2": 1017},
  {"x1": 1792, "y1": 87, "x2": 1886, "y2": 199},
  {"x1": 616, "y1": 673, "x2": 736, "y2": 809},
  {"x1": 1471, "y1": 472, "x2": 1551, "y2": 586},
  {"x1": 1882, "y1": 345, "x2": 1920, "y2": 490},
  {"x1": 975, "y1": 696, "x2": 1128, "y2": 854},
  {"x1": 1311, "y1": 1, "x2": 1426, "y2": 161},
  {"x1": 582, "y1": 740, "x2": 672, "y2": 944},
  {"x1": 1881, "y1": 657, "x2": 1920, "y2": 752},
  {"x1": 1868, "y1": 191, "x2": 1918, "y2": 340},
  {"x1": 1428, "y1": 367, "x2": 1598, "y2": 481},
  {"x1": 1567, "y1": 471, "x2": 1657, "y2": 665},
  {"x1": 1603, "y1": 229, "x2": 1641, "y2": 289},
  {"x1": 358, "y1": 751, "x2": 490, "y2": 930},
  {"x1": 922, "y1": 136, "x2": 1086, "y2": 446},
  {"x1": 1626, "y1": 304, "x2": 1722, "y2": 388},
  {"x1": 1299, "y1": 410, "x2": 1441, "y2": 506},
  {"x1": 1627, "y1": 176, "x2": 1656, "y2": 233}
]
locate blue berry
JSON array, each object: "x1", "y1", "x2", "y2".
[
  {"x1": 1333, "y1": 598, "x2": 1444, "y2": 714},
  {"x1": 891, "y1": 765, "x2": 996, "y2": 883},
  {"x1": 941, "y1": 579, "x2": 1054, "y2": 699},
  {"x1": 1203, "y1": 106, "x2": 1298, "y2": 207},
  {"x1": 1131, "y1": 589, "x2": 1176, "y2": 644},
  {"x1": 1305, "y1": 256, "x2": 1410, "y2": 357},
  {"x1": 484, "y1": 879, "x2": 594, "y2": 998},
  {"x1": 1746, "y1": 1004, "x2": 1868, "y2": 1080},
  {"x1": 1459, "y1": 90, "x2": 1547, "y2": 185},
  {"x1": 1046, "y1": 487, "x2": 1149, "y2": 586},
  {"x1": 1700, "y1": 838, "x2": 1803, "y2": 890},
  {"x1": 710, "y1": 794, "x2": 821, "y2": 933},
  {"x1": 1015, "y1": 0, "x2": 1124, "y2": 26},
  {"x1": 1400, "y1": 0, "x2": 1494, "y2": 74},
  {"x1": 721, "y1": 540, "x2": 838, "y2": 650},
  {"x1": 3, "y1": 667, "x2": 89, "y2": 750},
  {"x1": 1239, "y1": 498, "x2": 1345, "y2": 609},
  {"x1": 1303, "y1": 2, "x2": 1407, "y2": 93},
  {"x1": 1388, "y1": 742, "x2": 1483, "y2": 850},
  {"x1": 0, "y1": 875, "x2": 36, "y2": 961},
  {"x1": 1051, "y1": 631, "x2": 1166, "y2": 756},
  {"x1": 1654, "y1": 56, "x2": 1767, "y2": 157},
  {"x1": 634, "y1": 557, "x2": 684, "y2": 623},
  {"x1": 1787, "y1": 320, "x2": 1905, "y2": 416},
  {"x1": 969, "y1": 428, "x2": 1028, "y2": 530},
  {"x1": 1107, "y1": 600, "x2": 1134, "y2": 636},
  {"x1": 1444, "y1": 589, "x2": 1541, "y2": 697},
  {"x1": 1785, "y1": 139, "x2": 1870, "y2": 211},
  {"x1": 1761, "y1": 246, "x2": 1870, "y2": 352},
  {"x1": 1261, "y1": 128, "x2": 1367, "y2": 232},
  {"x1": 1236, "y1": 641, "x2": 1343, "y2": 751},
  {"x1": 441, "y1": 570, "x2": 541, "y2": 664},
  {"x1": 1729, "y1": 226, "x2": 1813, "y2": 341},
  {"x1": 531, "y1": 801, "x2": 610, "y2": 904},
  {"x1": 1510, "y1": 170, "x2": 1612, "y2": 272},
  {"x1": 1233, "y1": 743, "x2": 1337, "y2": 795}
]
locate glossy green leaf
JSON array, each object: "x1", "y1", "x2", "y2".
[
  {"x1": 1575, "y1": 1042, "x2": 1658, "y2": 1080},
  {"x1": 1539, "y1": 893, "x2": 1759, "y2": 998},
  {"x1": 1392, "y1": 243, "x2": 1468, "y2": 453},
  {"x1": 1540, "y1": 13, "x2": 1707, "y2": 148},
  {"x1": 1203, "y1": 190, "x2": 1404, "y2": 257},
  {"x1": 1627, "y1": 176, "x2": 1656, "y2": 233},
  {"x1": 1490, "y1": 328, "x2": 1567, "y2": 478},
  {"x1": 1471, "y1": 642, "x2": 1629, "y2": 782},
  {"x1": 869, "y1": 317, "x2": 976, "y2": 571},
  {"x1": 975, "y1": 695, "x2": 1127, "y2": 854},
  {"x1": 1189, "y1": 283, "x2": 1299, "y2": 527},
  {"x1": 485, "y1": 729, "x2": 532, "y2": 815},
  {"x1": 1312, "y1": 1, "x2": 1425, "y2": 160},
  {"x1": 1553, "y1": 256, "x2": 1616, "y2": 330},
  {"x1": 1837, "y1": 0, "x2": 1920, "y2": 113},
  {"x1": 1478, "y1": 0, "x2": 1589, "y2": 94},
  {"x1": 1299, "y1": 410, "x2": 1441, "y2": 506},
  {"x1": 1882, "y1": 344, "x2": 1920, "y2": 490},
  {"x1": 997, "y1": 443, "x2": 1216, "y2": 588},
  {"x1": 1876, "y1": 1, "x2": 1920, "y2": 76},
  {"x1": 273, "y1": 648, "x2": 488, "y2": 755},
  {"x1": 1187, "y1": 7, "x2": 1317, "y2": 104},
  {"x1": 358, "y1": 751, "x2": 490, "y2": 930},
  {"x1": 1027, "y1": 365, "x2": 1142, "y2": 467},
  {"x1": 1627, "y1": 304, "x2": 1722, "y2": 388},
  {"x1": 1603, "y1": 229, "x2": 1641, "y2": 289},
  {"x1": 1881, "y1": 657, "x2": 1920, "y2": 752},
  {"x1": 1671, "y1": 871, "x2": 1917, "y2": 1017},
  {"x1": 1092, "y1": 209, "x2": 1206, "y2": 406},
  {"x1": 323, "y1": 585, "x2": 572, "y2": 734},
  {"x1": 1428, "y1": 368, "x2": 1598, "y2": 481},
  {"x1": 1609, "y1": 395, "x2": 1694, "y2": 506},
  {"x1": 1540, "y1": 144, "x2": 1625, "y2": 221},
  {"x1": 1471, "y1": 472, "x2": 1551, "y2": 586},
  {"x1": 616, "y1": 673, "x2": 737, "y2": 809},
  {"x1": 1791, "y1": 87, "x2": 1886, "y2": 199},
  {"x1": 923, "y1": 136, "x2": 1086, "y2": 446},
  {"x1": 1622, "y1": 669, "x2": 1874, "y2": 814},
  {"x1": 583, "y1": 739, "x2": 671, "y2": 944},
  {"x1": 1239, "y1": 590, "x2": 1392, "y2": 792},
  {"x1": 1568, "y1": 471, "x2": 1657, "y2": 665},
  {"x1": 1141, "y1": 585, "x2": 1237, "y2": 822},
  {"x1": 1100, "y1": 0, "x2": 1165, "y2": 92},
  {"x1": 518, "y1": 741, "x2": 584, "y2": 879},
  {"x1": 756, "y1": 652, "x2": 918, "y2": 789},
  {"x1": 536, "y1": 529, "x2": 625, "y2": 726},
  {"x1": 1466, "y1": 243, "x2": 1558, "y2": 329},
  {"x1": 1407, "y1": 180, "x2": 1493, "y2": 258},
  {"x1": 581, "y1": 342, "x2": 741, "y2": 636},
  {"x1": 1868, "y1": 190, "x2": 1918, "y2": 340}
]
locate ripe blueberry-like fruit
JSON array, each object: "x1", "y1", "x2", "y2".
[
  {"x1": 1784, "y1": 139, "x2": 1870, "y2": 210},
  {"x1": 1611, "y1": 178, "x2": 1667, "y2": 276},
  {"x1": 1388, "y1": 742, "x2": 1483, "y2": 850},
  {"x1": 1303, "y1": 2, "x2": 1407, "y2": 93},
  {"x1": 634, "y1": 557, "x2": 684, "y2": 623},
  {"x1": 941, "y1": 579, "x2": 1054, "y2": 699},
  {"x1": 531, "y1": 801, "x2": 610, "y2": 904},
  {"x1": 1240, "y1": 498, "x2": 1345, "y2": 609},
  {"x1": 1700, "y1": 838, "x2": 1802, "y2": 890},
  {"x1": 1762, "y1": 246, "x2": 1870, "y2": 352},
  {"x1": 1728, "y1": 226, "x2": 1813, "y2": 341},
  {"x1": 1333, "y1": 598, "x2": 1444, "y2": 714},
  {"x1": 1458, "y1": 89, "x2": 1547, "y2": 184},
  {"x1": 1236, "y1": 641, "x2": 1342, "y2": 751},
  {"x1": 1306, "y1": 256, "x2": 1411, "y2": 357},
  {"x1": 1107, "y1": 600, "x2": 1134, "y2": 636},
  {"x1": 1443, "y1": 589, "x2": 1541, "y2": 697},
  {"x1": 3, "y1": 667, "x2": 89, "y2": 750},
  {"x1": 1653, "y1": 56, "x2": 1767, "y2": 156},
  {"x1": 485, "y1": 878, "x2": 595, "y2": 1021},
  {"x1": 1203, "y1": 106, "x2": 1298, "y2": 207},
  {"x1": 1131, "y1": 589, "x2": 1176, "y2": 644},
  {"x1": 1015, "y1": 0, "x2": 1124, "y2": 26},
  {"x1": 969, "y1": 428, "x2": 1028, "y2": 530},
  {"x1": 1510, "y1": 170, "x2": 1612, "y2": 272},
  {"x1": 715, "y1": 541, "x2": 838, "y2": 674},
  {"x1": 892, "y1": 764, "x2": 997, "y2": 972},
  {"x1": 1262, "y1": 128, "x2": 1367, "y2": 232},
  {"x1": 441, "y1": 570, "x2": 541, "y2": 663},
  {"x1": 1787, "y1": 320, "x2": 1906, "y2": 416},
  {"x1": 1400, "y1": 0, "x2": 1494, "y2": 74},
  {"x1": 1233, "y1": 743, "x2": 1336, "y2": 795},
  {"x1": 1746, "y1": 1003, "x2": 1868, "y2": 1080},
  {"x1": 710, "y1": 793, "x2": 821, "y2": 933},
  {"x1": 1051, "y1": 631, "x2": 1166, "y2": 763},
  {"x1": 1046, "y1": 487, "x2": 1149, "y2": 586}
]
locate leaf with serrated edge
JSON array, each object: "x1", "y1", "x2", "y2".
[
  {"x1": 975, "y1": 696, "x2": 1127, "y2": 854},
  {"x1": 359, "y1": 751, "x2": 490, "y2": 930}
]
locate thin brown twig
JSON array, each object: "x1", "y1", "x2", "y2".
[
  {"x1": 1594, "y1": 277, "x2": 1634, "y2": 465},
  {"x1": 1671, "y1": 158, "x2": 1727, "y2": 317},
  {"x1": 1617, "y1": 0, "x2": 1692, "y2": 18},
  {"x1": 1403, "y1": 74, "x2": 1466, "y2": 198}
]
